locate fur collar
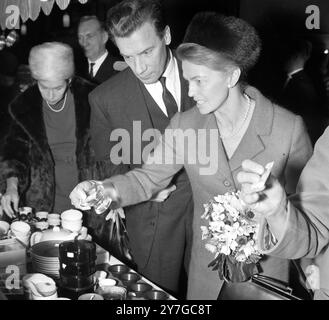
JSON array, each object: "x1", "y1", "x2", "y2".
[{"x1": 9, "y1": 77, "x2": 95, "y2": 155}]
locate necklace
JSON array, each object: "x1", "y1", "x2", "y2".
[
  {"x1": 46, "y1": 92, "x2": 67, "y2": 112},
  {"x1": 220, "y1": 93, "x2": 252, "y2": 139}
]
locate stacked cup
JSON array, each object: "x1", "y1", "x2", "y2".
[
  {"x1": 9, "y1": 221, "x2": 31, "y2": 246},
  {"x1": 35, "y1": 211, "x2": 49, "y2": 231},
  {"x1": 58, "y1": 239, "x2": 96, "y2": 299},
  {"x1": 48, "y1": 213, "x2": 61, "y2": 229},
  {"x1": 61, "y1": 210, "x2": 83, "y2": 233}
]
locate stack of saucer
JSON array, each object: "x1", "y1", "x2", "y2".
[{"x1": 30, "y1": 240, "x2": 61, "y2": 279}]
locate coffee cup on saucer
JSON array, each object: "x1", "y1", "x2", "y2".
[{"x1": 0, "y1": 221, "x2": 10, "y2": 237}]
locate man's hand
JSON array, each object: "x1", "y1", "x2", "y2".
[
  {"x1": 237, "y1": 159, "x2": 285, "y2": 217},
  {"x1": 150, "y1": 185, "x2": 176, "y2": 202}
]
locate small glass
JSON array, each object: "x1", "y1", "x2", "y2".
[{"x1": 85, "y1": 181, "x2": 112, "y2": 214}]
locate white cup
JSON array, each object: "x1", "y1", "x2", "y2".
[
  {"x1": 98, "y1": 278, "x2": 117, "y2": 289},
  {"x1": 61, "y1": 209, "x2": 83, "y2": 233},
  {"x1": 35, "y1": 211, "x2": 48, "y2": 220},
  {"x1": 0, "y1": 221, "x2": 10, "y2": 237},
  {"x1": 35, "y1": 221, "x2": 49, "y2": 231},
  {"x1": 48, "y1": 213, "x2": 61, "y2": 227},
  {"x1": 61, "y1": 220, "x2": 82, "y2": 233},
  {"x1": 78, "y1": 293, "x2": 103, "y2": 300},
  {"x1": 61, "y1": 209, "x2": 82, "y2": 221},
  {"x1": 19, "y1": 207, "x2": 32, "y2": 215},
  {"x1": 48, "y1": 213, "x2": 60, "y2": 221},
  {"x1": 10, "y1": 221, "x2": 31, "y2": 236}
]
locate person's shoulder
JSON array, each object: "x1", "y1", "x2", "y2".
[
  {"x1": 171, "y1": 106, "x2": 203, "y2": 129},
  {"x1": 72, "y1": 76, "x2": 96, "y2": 91},
  {"x1": 9, "y1": 84, "x2": 38, "y2": 113},
  {"x1": 272, "y1": 101, "x2": 302, "y2": 122},
  {"x1": 251, "y1": 86, "x2": 300, "y2": 123},
  {"x1": 90, "y1": 67, "x2": 134, "y2": 98}
]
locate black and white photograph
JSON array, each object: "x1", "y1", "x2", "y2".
[{"x1": 0, "y1": 0, "x2": 328, "y2": 308}]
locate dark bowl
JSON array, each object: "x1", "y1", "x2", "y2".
[
  {"x1": 119, "y1": 272, "x2": 140, "y2": 285},
  {"x1": 127, "y1": 282, "x2": 152, "y2": 297},
  {"x1": 108, "y1": 264, "x2": 130, "y2": 276},
  {"x1": 144, "y1": 290, "x2": 169, "y2": 300}
]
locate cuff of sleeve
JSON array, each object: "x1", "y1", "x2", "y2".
[{"x1": 257, "y1": 196, "x2": 290, "y2": 254}]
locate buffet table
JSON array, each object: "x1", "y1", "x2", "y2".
[{"x1": 0, "y1": 239, "x2": 176, "y2": 300}]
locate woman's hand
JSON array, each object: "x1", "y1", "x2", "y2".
[
  {"x1": 237, "y1": 159, "x2": 286, "y2": 217},
  {"x1": 1, "y1": 177, "x2": 19, "y2": 218},
  {"x1": 70, "y1": 180, "x2": 119, "y2": 212},
  {"x1": 69, "y1": 180, "x2": 97, "y2": 210}
]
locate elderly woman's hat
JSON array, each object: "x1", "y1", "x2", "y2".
[
  {"x1": 29, "y1": 42, "x2": 74, "y2": 81},
  {"x1": 183, "y1": 12, "x2": 261, "y2": 72}
]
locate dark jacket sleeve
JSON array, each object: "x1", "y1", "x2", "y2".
[
  {"x1": 0, "y1": 116, "x2": 30, "y2": 192},
  {"x1": 104, "y1": 114, "x2": 185, "y2": 207},
  {"x1": 89, "y1": 88, "x2": 131, "y2": 180}
]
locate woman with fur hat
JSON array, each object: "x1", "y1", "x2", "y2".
[
  {"x1": 0, "y1": 42, "x2": 97, "y2": 217},
  {"x1": 70, "y1": 13, "x2": 313, "y2": 299}
]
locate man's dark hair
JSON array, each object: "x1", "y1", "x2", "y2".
[{"x1": 106, "y1": 0, "x2": 166, "y2": 42}]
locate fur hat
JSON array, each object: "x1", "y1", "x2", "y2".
[
  {"x1": 183, "y1": 12, "x2": 261, "y2": 73},
  {"x1": 28, "y1": 42, "x2": 74, "y2": 81}
]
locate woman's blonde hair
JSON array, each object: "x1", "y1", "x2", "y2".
[{"x1": 29, "y1": 42, "x2": 74, "y2": 81}]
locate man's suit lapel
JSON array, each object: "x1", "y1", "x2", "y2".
[
  {"x1": 94, "y1": 54, "x2": 114, "y2": 83},
  {"x1": 120, "y1": 71, "x2": 158, "y2": 141},
  {"x1": 123, "y1": 55, "x2": 193, "y2": 133},
  {"x1": 229, "y1": 87, "x2": 274, "y2": 172}
]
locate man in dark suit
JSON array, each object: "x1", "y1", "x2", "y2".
[
  {"x1": 77, "y1": 16, "x2": 121, "y2": 84},
  {"x1": 88, "y1": 0, "x2": 194, "y2": 297},
  {"x1": 280, "y1": 39, "x2": 326, "y2": 144}
]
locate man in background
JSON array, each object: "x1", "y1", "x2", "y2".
[
  {"x1": 280, "y1": 39, "x2": 326, "y2": 144},
  {"x1": 77, "y1": 15, "x2": 125, "y2": 84}
]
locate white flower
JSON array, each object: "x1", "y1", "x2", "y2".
[
  {"x1": 200, "y1": 226, "x2": 209, "y2": 240},
  {"x1": 205, "y1": 243, "x2": 217, "y2": 254},
  {"x1": 209, "y1": 220, "x2": 225, "y2": 233},
  {"x1": 235, "y1": 252, "x2": 247, "y2": 262},
  {"x1": 212, "y1": 203, "x2": 225, "y2": 214},
  {"x1": 229, "y1": 194, "x2": 245, "y2": 212},
  {"x1": 214, "y1": 195, "x2": 225, "y2": 203},
  {"x1": 201, "y1": 191, "x2": 262, "y2": 264},
  {"x1": 220, "y1": 245, "x2": 231, "y2": 255},
  {"x1": 242, "y1": 241, "x2": 255, "y2": 257},
  {"x1": 229, "y1": 240, "x2": 239, "y2": 251}
]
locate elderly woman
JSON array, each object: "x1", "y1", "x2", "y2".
[
  {"x1": 0, "y1": 42, "x2": 97, "y2": 217},
  {"x1": 70, "y1": 13, "x2": 313, "y2": 299}
]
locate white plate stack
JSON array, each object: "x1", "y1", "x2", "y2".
[{"x1": 31, "y1": 240, "x2": 62, "y2": 279}]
